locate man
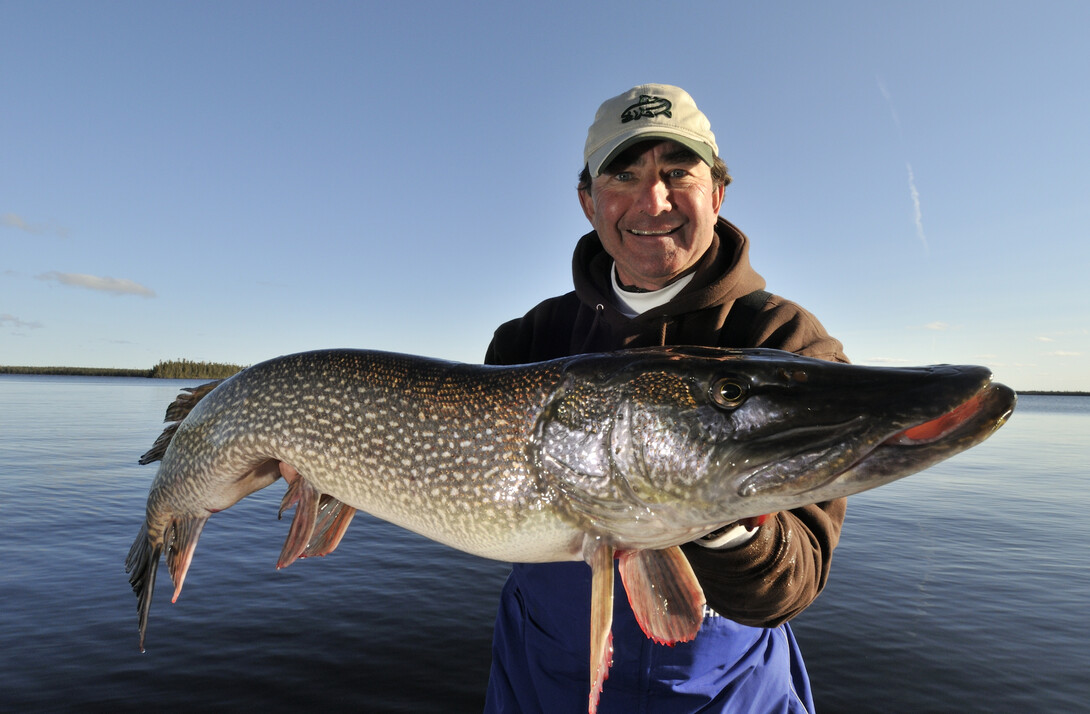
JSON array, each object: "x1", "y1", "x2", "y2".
[{"x1": 483, "y1": 84, "x2": 849, "y2": 713}]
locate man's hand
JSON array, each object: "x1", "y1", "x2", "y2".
[{"x1": 695, "y1": 513, "x2": 773, "y2": 549}]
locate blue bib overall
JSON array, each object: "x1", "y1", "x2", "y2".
[{"x1": 484, "y1": 561, "x2": 815, "y2": 714}]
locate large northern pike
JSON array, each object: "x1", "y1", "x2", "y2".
[{"x1": 127, "y1": 346, "x2": 1014, "y2": 713}]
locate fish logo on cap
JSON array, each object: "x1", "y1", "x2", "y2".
[{"x1": 621, "y1": 95, "x2": 673, "y2": 123}]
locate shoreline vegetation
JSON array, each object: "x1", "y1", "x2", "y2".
[
  {"x1": 0, "y1": 363, "x2": 1086, "y2": 395},
  {"x1": 0, "y1": 360, "x2": 245, "y2": 380}
]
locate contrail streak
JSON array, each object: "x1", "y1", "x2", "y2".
[
  {"x1": 877, "y1": 77, "x2": 928, "y2": 254},
  {"x1": 906, "y1": 162, "x2": 928, "y2": 253}
]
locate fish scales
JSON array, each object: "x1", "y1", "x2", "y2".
[
  {"x1": 151, "y1": 350, "x2": 584, "y2": 561},
  {"x1": 130, "y1": 345, "x2": 1016, "y2": 714}
]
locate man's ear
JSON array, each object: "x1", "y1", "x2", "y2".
[
  {"x1": 711, "y1": 182, "x2": 725, "y2": 214},
  {"x1": 578, "y1": 186, "x2": 596, "y2": 223}
]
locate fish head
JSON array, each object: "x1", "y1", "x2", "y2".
[{"x1": 536, "y1": 346, "x2": 1015, "y2": 549}]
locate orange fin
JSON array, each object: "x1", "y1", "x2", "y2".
[
  {"x1": 303, "y1": 495, "x2": 357, "y2": 557},
  {"x1": 587, "y1": 541, "x2": 615, "y2": 714},
  {"x1": 617, "y1": 546, "x2": 705, "y2": 645},
  {"x1": 165, "y1": 514, "x2": 210, "y2": 604},
  {"x1": 276, "y1": 476, "x2": 322, "y2": 568}
]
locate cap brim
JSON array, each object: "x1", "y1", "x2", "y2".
[{"x1": 589, "y1": 131, "x2": 716, "y2": 177}]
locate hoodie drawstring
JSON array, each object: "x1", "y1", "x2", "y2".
[{"x1": 578, "y1": 304, "x2": 606, "y2": 353}]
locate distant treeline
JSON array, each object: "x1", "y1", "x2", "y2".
[
  {"x1": 148, "y1": 359, "x2": 245, "y2": 379},
  {"x1": 1018, "y1": 390, "x2": 1090, "y2": 397},
  {"x1": 0, "y1": 359, "x2": 245, "y2": 379}
]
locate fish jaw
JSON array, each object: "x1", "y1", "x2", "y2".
[
  {"x1": 536, "y1": 348, "x2": 1016, "y2": 547},
  {"x1": 805, "y1": 380, "x2": 1016, "y2": 503}
]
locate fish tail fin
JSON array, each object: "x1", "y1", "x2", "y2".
[
  {"x1": 125, "y1": 523, "x2": 162, "y2": 652},
  {"x1": 165, "y1": 514, "x2": 210, "y2": 604},
  {"x1": 138, "y1": 380, "x2": 224, "y2": 464}
]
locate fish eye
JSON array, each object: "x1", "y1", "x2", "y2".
[{"x1": 711, "y1": 378, "x2": 747, "y2": 408}]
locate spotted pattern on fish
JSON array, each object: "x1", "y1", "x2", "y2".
[{"x1": 127, "y1": 345, "x2": 1015, "y2": 714}]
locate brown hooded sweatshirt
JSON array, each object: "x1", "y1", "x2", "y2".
[{"x1": 486, "y1": 217, "x2": 849, "y2": 627}]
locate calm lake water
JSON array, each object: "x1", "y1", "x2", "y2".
[{"x1": 0, "y1": 375, "x2": 1087, "y2": 712}]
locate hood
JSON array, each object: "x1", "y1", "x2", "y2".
[{"x1": 570, "y1": 218, "x2": 768, "y2": 346}]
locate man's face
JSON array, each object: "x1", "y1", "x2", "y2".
[{"x1": 579, "y1": 140, "x2": 725, "y2": 291}]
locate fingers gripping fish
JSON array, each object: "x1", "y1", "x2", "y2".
[{"x1": 126, "y1": 347, "x2": 1015, "y2": 713}]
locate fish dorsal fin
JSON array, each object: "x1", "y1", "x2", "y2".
[
  {"x1": 617, "y1": 547, "x2": 705, "y2": 645},
  {"x1": 586, "y1": 540, "x2": 615, "y2": 714},
  {"x1": 138, "y1": 380, "x2": 225, "y2": 464},
  {"x1": 164, "y1": 379, "x2": 224, "y2": 422}
]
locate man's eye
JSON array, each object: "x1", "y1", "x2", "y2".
[
  {"x1": 614, "y1": 171, "x2": 634, "y2": 182},
  {"x1": 667, "y1": 169, "x2": 689, "y2": 179}
]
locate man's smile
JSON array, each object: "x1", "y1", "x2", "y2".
[{"x1": 627, "y1": 226, "x2": 681, "y2": 237}]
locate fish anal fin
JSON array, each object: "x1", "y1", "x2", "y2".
[
  {"x1": 303, "y1": 495, "x2": 357, "y2": 558},
  {"x1": 587, "y1": 540, "x2": 615, "y2": 714},
  {"x1": 617, "y1": 546, "x2": 705, "y2": 646},
  {"x1": 165, "y1": 514, "x2": 210, "y2": 604}
]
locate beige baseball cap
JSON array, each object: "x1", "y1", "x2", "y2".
[{"x1": 583, "y1": 84, "x2": 719, "y2": 177}]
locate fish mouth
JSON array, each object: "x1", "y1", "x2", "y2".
[
  {"x1": 736, "y1": 380, "x2": 1016, "y2": 501},
  {"x1": 882, "y1": 382, "x2": 1015, "y2": 447},
  {"x1": 821, "y1": 380, "x2": 1017, "y2": 496}
]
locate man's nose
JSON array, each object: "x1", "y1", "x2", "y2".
[{"x1": 636, "y1": 178, "x2": 672, "y2": 215}]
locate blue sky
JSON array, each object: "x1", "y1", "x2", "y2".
[{"x1": 2, "y1": 1, "x2": 1087, "y2": 391}]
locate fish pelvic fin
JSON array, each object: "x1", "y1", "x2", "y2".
[
  {"x1": 125, "y1": 523, "x2": 162, "y2": 652},
  {"x1": 277, "y1": 476, "x2": 321, "y2": 568},
  {"x1": 304, "y1": 495, "x2": 358, "y2": 558},
  {"x1": 138, "y1": 380, "x2": 224, "y2": 464},
  {"x1": 587, "y1": 540, "x2": 615, "y2": 714},
  {"x1": 617, "y1": 546, "x2": 705, "y2": 646},
  {"x1": 276, "y1": 466, "x2": 358, "y2": 567}
]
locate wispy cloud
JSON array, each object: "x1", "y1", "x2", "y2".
[
  {"x1": 36, "y1": 271, "x2": 156, "y2": 298},
  {"x1": 1046, "y1": 351, "x2": 1082, "y2": 357},
  {"x1": 877, "y1": 78, "x2": 902, "y2": 135},
  {"x1": 922, "y1": 321, "x2": 953, "y2": 331},
  {"x1": 2, "y1": 213, "x2": 69, "y2": 238},
  {"x1": 0, "y1": 313, "x2": 44, "y2": 330},
  {"x1": 905, "y1": 163, "x2": 928, "y2": 253},
  {"x1": 877, "y1": 78, "x2": 928, "y2": 254},
  {"x1": 1035, "y1": 336, "x2": 1056, "y2": 342}
]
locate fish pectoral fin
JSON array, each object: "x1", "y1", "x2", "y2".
[
  {"x1": 587, "y1": 541, "x2": 615, "y2": 714},
  {"x1": 617, "y1": 547, "x2": 705, "y2": 645}
]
